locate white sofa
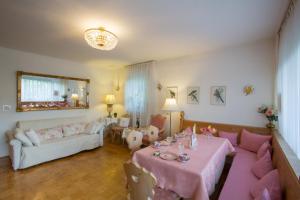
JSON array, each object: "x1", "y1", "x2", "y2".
[{"x1": 6, "y1": 116, "x2": 104, "y2": 170}]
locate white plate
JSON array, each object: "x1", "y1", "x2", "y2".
[{"x1": 159, "y1": 152, "x2": 178, "y2": 160}]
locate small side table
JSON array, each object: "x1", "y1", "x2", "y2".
[{"x1": 111, "y1": 126, "x2": 125, "y2": 144}]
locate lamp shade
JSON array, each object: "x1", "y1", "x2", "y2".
[
  {"x1": 105, "y1": 94, "x2": 116, "y2": 104},
  {"x1": 162, "y1": 98, "x2": 179, "y2": 111}
]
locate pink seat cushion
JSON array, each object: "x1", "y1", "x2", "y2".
[
  {"x1": 219, "y1": 131, "x2": 238, "y2": 146},
  {"x1": 219, "y1": 147, "x2": 259, "y2": 200},
  {"x1": 257, "y1": 142, "x2": 272, "y2": 159},
  {"x1": 252, "y1": 151, "x2": 273, "y2": 178},
  {"x1": 251, "y1": 169, "x2": 281, "y2": 200},
  {"x1": 239, "y1": 129, "x2": 272, "y2": 153}
]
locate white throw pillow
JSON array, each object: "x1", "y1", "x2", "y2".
[
  {"x1": 25, "y1": 129, "x2": 41, "y2": 146},
  {"x1": 14, "y1": 128, "x2": 33, "y2": 147},
  {"x1": 85, "y1": 121, "x2": 104, "y2": 134}
]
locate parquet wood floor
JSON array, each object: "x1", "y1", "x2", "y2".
[{"x1": 0, "y1": 140, "x2": 131, "y2": 200}]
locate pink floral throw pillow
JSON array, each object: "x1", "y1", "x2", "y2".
[
  {"x1": 239, "y1": 129, "x2": 272, "y2": 153},
  {"x1": 251, "y1": 169, "x2": 281, "y2": 200},
  {"x1": 219, "y1": 131, "x2": 238, "y2": 146},
  {"x1": 252, "y1": 151, "x2": 274, "y2": 178},
  {"x1": 257, "y1": 142, "x2": 272, "y2": 159},
  {"x1": 36, "y1": 127, "x2": 63, "y2": 142}
]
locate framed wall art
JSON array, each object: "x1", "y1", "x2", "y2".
[
  {"x1": 187, "y1": 87, "x2": 200, "y2": 104},
  {"x1": 210, "y1": 86, "x2": 226, "y2": 105}
]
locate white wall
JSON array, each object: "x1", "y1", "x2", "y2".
[
  {"x1": 0, "y1": 47, "x2": 122, "y2": 157},
  {"x1": 155, "y1": 39, "x2": 275, "y2": 132}
]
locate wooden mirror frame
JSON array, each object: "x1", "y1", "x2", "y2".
[{"x1": 16, "y1": 71, "x2": 90, "y2": 112}]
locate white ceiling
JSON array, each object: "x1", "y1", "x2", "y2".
[{"x1": 0, "y1": 0, "x2": 287, "y2": 68}]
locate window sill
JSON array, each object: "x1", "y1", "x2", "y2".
[{"x1": 274, "y1": 131, "x2": 300, "y2": 181}]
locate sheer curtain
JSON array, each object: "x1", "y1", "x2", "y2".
[
  {"x1": 276, "y1": 1, "x2": 300, "y2": 159},
  {"x1": 125, "y1": 61, "x2": 156, "y2": 127},
  {"x1": 21, "y1": 76, "x2": 65, "y2": 102}
]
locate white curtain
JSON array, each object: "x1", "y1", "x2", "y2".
[
  {"x1": 125, "y1": 61, "x2": 156, "y2": 127},
  {"x1": 276, "y1": 1, "x2": 300, "y2": 159},
  {"x1": 21, "y1": 76, "x2": 65, "y2": 102}
]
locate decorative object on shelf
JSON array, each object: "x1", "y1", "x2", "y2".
[
  {"x1": 200, "y1": 125, "x2": 217, "y2": 135},
  {"x1": 162, "y1": 98, "x2": 179, "y2": 137},
  {"x1": 187, "y1": 87, "x2": 200, "y2": 104},
  {"x1": 258, "y1": 105, "x2": 278, "y2": 129},
  {"x1": 157, "y1": 83, "x2": 162, "y2": 91},
  {"x1": 113, "y1": 112, "x2": 118, "y2": 118},
  {"x1": 211, "y1": 86, "x2": 226, "y2": 105},
  {"x1": 166, "y1": 86, "x2": 178, "y2": 101},
  {"x1": 16, "y1": 71, "x2": 90, "y2": 112},
  {"x1": 105, "y1": 94, "x2": 116, "y2": 118},
  {"x1": 84, "y1": 27, "x2": 118, "y2": 50},
  {"x1": 243, "y1": 85, "x2": 254, "y2": 96}
]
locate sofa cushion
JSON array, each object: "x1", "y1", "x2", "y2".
[
  {"x1": 25, "y1": 129, "x2": 41, "y2": 146},
  {"x1": 20, "y1": 133, "x2": 101, "y2": 169},
  {"x1": 251, "y1": 169, "x2": 281, "y2": 200},
  {"x1": 239, "y1": 129, "x2": 272, "y2": 153},
  {"x1": 219, "y1": 147, "x2": 258, "y2": 200},
  {"x1": 36, "y1": 127, "x2": 64, "y2": 142},
  {"x1": 252, "y1": 151, "x2": 273, "y2": 178},
  {"x1": 14, "y1": 128, "x2": 33, "y2": 147},
  {"x1": 257, "y1": 142, "x2": 272, "y2": 159},
  {"x1": 62, "y1": 123, "x2": 86, "y2": 137},
  {"x1": 219, "y1": 131, "x2": 238, "y2": 146},
  {"x1": 85, "y1": 121, "x2": 103, "y2": 135}
]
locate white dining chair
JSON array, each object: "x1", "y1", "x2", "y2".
[
  {"x1": 124, "y1": 161, "x2": 180, "y2": 200},
  {"x1": 126, "y1": 130, "x2": 143, "y2": 151}
]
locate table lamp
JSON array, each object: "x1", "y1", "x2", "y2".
[
  {"x1": 105, "y1": 94, "x2": 116, "y2": 118},
  {"x1": 162, "y1": 98, "x2": 179, "y2": 136}
]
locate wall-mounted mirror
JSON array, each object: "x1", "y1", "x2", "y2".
[{"x1": 17, "y1": 71, "x2": 90, "y2": 112}]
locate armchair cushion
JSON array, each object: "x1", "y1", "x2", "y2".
[{"x1": 150, "y1": 114, "x2": 166, "y2": 131}]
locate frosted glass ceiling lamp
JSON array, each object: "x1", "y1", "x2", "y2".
[{"x1": 84, "y1": 27, "x2": 118, "y2": 50}]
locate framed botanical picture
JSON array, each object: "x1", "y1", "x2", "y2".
[
  {"x1": 166, "y1": 86, "x2": 178, "y2": 101},
  {"x1": 210, "y1": 86, "x2": 226, "y2": 105},
  {"x1": 187, "y1": 87, "x2": 200, "y2": 104}
]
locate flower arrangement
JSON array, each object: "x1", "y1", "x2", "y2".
[
  {"x1": 200, "y1": 125, "x2": 217, "y2": 134},
  {"x1": 258, "y1": 105, "x2": 278, "y2": 128}
]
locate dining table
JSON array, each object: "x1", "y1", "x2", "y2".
[{"x1": 132, "y1": 134, "x2": 235, "y2": 200}]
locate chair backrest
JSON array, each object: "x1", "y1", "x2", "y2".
[
  {"x1": 126, "y1": 130, "x2": 143, "y2": 150},
  {"x1": 119, "y1": 117, "x2": 130, "y2": 128},
  {"x1": 150, "y1": 114, "x2": 166, "y2": 131},
  {"x1": 145, "y1": 125, "x2": 159, "y2": 142},
  {"x1": 124, "y1": 161, "x2": 157, "y2": 200}
]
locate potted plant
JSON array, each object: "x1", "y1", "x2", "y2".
[{"x1": 258, "y1": 105, "x2": 278, "y2": 128}]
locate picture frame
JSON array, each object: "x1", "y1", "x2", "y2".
[
  {"x1": 166, "y1": 86, "x2": 178, "y2": 101},
  {"x1": 187, "y1": 87, "x2": 200, "y2": 104},
  {"x1": 210, "y1": 86, "x2": 226, "y2": 105}
]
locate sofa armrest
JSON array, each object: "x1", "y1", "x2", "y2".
[
  {"x1": 9, "y1": 139, "x2": 22, "y2": 170},
  {"x1": 96, "y1": 122, "x2": 105, "y2": 146}
]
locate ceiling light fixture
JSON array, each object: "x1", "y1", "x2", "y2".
[{"x1": 84, "y1": 27, "x2": 118, "y2": 50}]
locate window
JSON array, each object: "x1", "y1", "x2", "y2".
[
  {"x1": 21, "y1": 75, "x2": 65, "y2": 102},
  {"x1": 276, "y1": 2, "x2": 300, "y2": 159}
]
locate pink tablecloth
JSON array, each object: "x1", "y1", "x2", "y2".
[{"x1": 132, "y1": 135, "x2": 235, "y2": 200}]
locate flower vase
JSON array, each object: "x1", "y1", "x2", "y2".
[{"x1": 266, "y1": 121, "x2": 275, "y2": 129}]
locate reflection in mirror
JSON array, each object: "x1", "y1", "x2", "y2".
[{"x1": 17, "y1": 71, "x2": 90, "y2": 112}]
